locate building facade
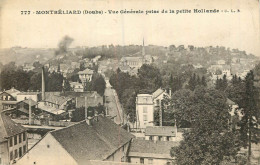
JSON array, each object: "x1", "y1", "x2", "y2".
[{"x1": 0, "y1": 113, "x2": 28, "y2": 165}]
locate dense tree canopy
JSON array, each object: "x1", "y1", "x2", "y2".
[{"x1": 170, "y1": 87, "x2": 242, "y2": 165}]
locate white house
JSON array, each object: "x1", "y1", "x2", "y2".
[
  {"x1": 136, "y1": 94, "x2": 154, "y2": 130},
  {"x1": 78, "y1": 68, "x2": 94, "y2": 83}
]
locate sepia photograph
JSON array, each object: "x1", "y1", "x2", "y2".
[{"x1": 0, "y1": 0, "x2": 260, "y2": 164}]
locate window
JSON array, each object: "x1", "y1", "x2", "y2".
[
  {"x1": 167, "y1": 136, "x2": 170, "y2": 141},
  {"x1": 19, "y1": 147, "x2": 22, "y2": 157},
  {"x1": 140, "y1": 158, "x2": 144, "y2": 164},
  {"x1": 143, "y1": 114, "x2": 147, "y2": 121},
  {"x1": 23, "y1": 145, "x2": 26, "y2": 153},
  {"x1": 143, "y1": 97, "x2": 147, "y2": 103},
  {"x1": 143, "y1": 107, "x2": 147, "y2": 113},
  {"x1": 148, "y1": 159, "x2": 153, "y2": 164},
  {"x1": 158, "y1": 136, "x2": 162, "y2": 141},
  {"x1": 14, "y1": 149, "x2": 18, "y2": 159},
  {"x1": 10, "y1": 151, "x2": 13, "y2": 160},
  {"x1": 23, "y1": 132, "x2": 26, "y2": 141},
  {"x1": 14, "y1": 135, "x2": 17, "y2": 145},
  {"x1": 19, "y1": 134, "x2": 22, "y2": 143},
  {"x1": 10, "y1": 138, "x2": 13, "y2": 147}
]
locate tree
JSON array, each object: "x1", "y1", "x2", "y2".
[
  {"x1": 46, "y1": 72, "x2": 64, "y2": 91},
  {"x1": 201, "y1": 76, "x2": 207, "y2": 87},
  {"x1": 137, "y1": 64, "x2": 162, "y2": 93},
  {"x1": 91, "y1": 74, "x2": 106, "y2": 96},
  {"x1": 63, "y1": 79, "x2": 71, "y2": 91},
  {"x1": 171, "y1": 87, "x2": 242, "y2": 164},
  {"x1": 238, "y1": 70, "x2": 259, "y2": 161}
]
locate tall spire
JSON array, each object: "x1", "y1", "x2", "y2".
[{"x1": 142, "y1": 37, "x2": 145, "y2": 56}]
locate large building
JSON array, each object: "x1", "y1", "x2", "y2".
[
  {"x1": 17, "y1": 115, "x2": 134, "y2": 165},
  {"x1": 0, "y1": 88, "x2": 20, "y2": 110},
  {"x1": 135, "y1": 88, "x2": 171, "y2": 130},
  {"x1": 78, "y1": 68, "x2": 94, "y2": 83},
  {"x1": 136, "y1": 94, "x2": 154, "y2": 129},
  {"x1": 119, "y1": 39, "x2": 153, "y2": 75},
  {"x1": 0, "y1": 113, "x2": 28, "y2": 165}
]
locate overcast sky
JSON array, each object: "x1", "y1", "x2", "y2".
[{"x1": 0, "y1": 0, "x2": 259, "y2": 55}]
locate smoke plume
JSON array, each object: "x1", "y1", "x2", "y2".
[{"x1": 55, "y1": 35, "x2": 74, "y2": 55}]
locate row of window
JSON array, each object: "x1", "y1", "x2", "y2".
[
  {"x1": 10, "y1": 145, "x2": 26, "y2": 160},
  {"x1": 9, "y1": 132, "x2": 26, "y2": 147},
  {"x1": 1, "y1": 95, "x2": 12, "y2": 101},
  {"x1": 148, "y1": 135, "x2": 172, "y2": 141}
]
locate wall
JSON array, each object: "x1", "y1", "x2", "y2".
[
  {"x1": 17, "y1": 94, "x2": 39, "y2": 102},
  {"x1": 16, "y1": 134, "x2": 77, "y2": 165},
  {"x1": 136, "y1": 104, "x2": 154, "y2": 129},
  {"x1": 106, "y1": 142, "x2": 130, "y2": 162},
  {"x1": 129, "y1": 157, "x2": 173, "y2": 165},
  {"x1": 8, "y1": 132, "x2": 28, "y2": 163},
  {"x1": 0, "y1": 141, "x2": 9, "y2": 165}
]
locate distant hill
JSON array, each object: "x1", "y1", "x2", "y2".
[{"x1": 0, "y1": 48, "x2": 55, "y2": 65}]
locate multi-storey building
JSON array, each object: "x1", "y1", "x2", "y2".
[{"x1": 0, "y1": 113, "x2": 28, "y2": 165}]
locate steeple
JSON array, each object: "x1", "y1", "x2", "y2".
[{"x1": 142, "y1": 37, "x2": 145, "y2": 56}]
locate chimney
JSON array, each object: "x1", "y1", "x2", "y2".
[
  {"x1": 85, "y1": 96, "x2": 92, "y2": 125},
  {"x1": 41, "y1": 67, "x2": 45, "y2": 101},
  {"x1": 29, "y1": 98, "x2": 32, "y2": 125}
]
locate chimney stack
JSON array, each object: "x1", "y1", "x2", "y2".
[
  {"x1": 85, "y1": 96, "x2": 93, "y2": 125},
  {"x1": 29, "y1": 98, "x2": 32, "y2": 125},
  {"x1": 41, "y1": 67, "x2": 45, "y2": 101}
]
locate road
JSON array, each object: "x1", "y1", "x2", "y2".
[{"x1": 104, "y1": 79, "x2": 125, "y2": 125}]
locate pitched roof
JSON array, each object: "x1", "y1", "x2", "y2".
[
  {"x1": 152, "y1": 88, "x2": 165, "y2": 99},
  {"x1": 17, "y1": 99, "x2": 38, "y2": 106},
  {"x1": 44, "y1": 92, "x2": 71, "y2": 105},
  {"x1": 128, "y1": 139, "x2": 178, "y2": 159},
  {"x1": 49, "y1": 116, "x2": 134, "y2": 164},
  {"x1": 145, "y1": 126, "x2": 176, "y2": 137},
  {"x1": 37, "y1": 104, "x2": 66, "y2": 115},
  {"x1": 61, "y1": 91, "x2": 102, "y2": 98},
  {"x1": 0, "y1": 113, "x2": 27, "y2": 142},
  {"x1": 2, "y1": 88, "x2": 21, "y2": 99},
  {"x1": 17, "y1": 92, "x2": 40, "y2": 95},
  {"x1": 226, "y1": 98, "x2": 236, "y2": 105},
  {"x1": 78, "y1": 68, "x2": 94, "y2": 75},
  {"x1": 75, "y1": 96, "x2": 103, "y2": 108}
]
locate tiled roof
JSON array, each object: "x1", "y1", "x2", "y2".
[
  {"x1": 17, "y1": 99, "x2": 38, "y2": 106},
  {"x1": 49, "y1": 116, "x2": 134, "y2": 164},
  {"x1": 61, "y1": 91, "x2": 102, "y2": 98},
  {"x1": 78, "y1": 68, "x2": 94, "y2": 75},
  {"x1": 128, "y1": 139, "x2": 178, "y2": 159},
  {"x1": 152, "y1": 88, "x2": 165, "y2": 99},
  {"x1": 0, "y1": 113, "x2": 27, "y2": 142},
  {"x1": 75, "y1": 96, "x2": 103, "y2": 108},
  {"x1": 2, "y1": 88, "x2": 21, "y2": 99},
  {"x1": 37, "y1": 104, "x2": 65, "y2": 115},
  {"x1": 145, "y1": 126, "x2": 176, "y2": 137},
  {"x1": 17, "y1": 92, "x2": 40, "y2": 95},
  {"x1": 44, "y1": 92, "x2": 71, "y2": 105}
]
